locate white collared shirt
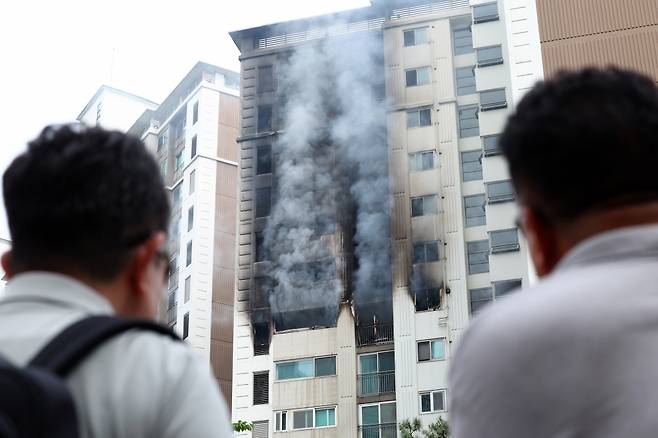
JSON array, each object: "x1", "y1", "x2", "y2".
[{"x1": 0, "y1": 272, "x2": 233, "y2": 438}]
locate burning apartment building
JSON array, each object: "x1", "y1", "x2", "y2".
[{"x1": 230, "y1": 0, "x2": 542, "y2": 436}]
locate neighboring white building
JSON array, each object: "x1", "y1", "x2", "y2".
[
  {"x1": 0, "y1": 238, "x2": 10, "y2": 295},
  {"x1": 128, "y1": 62, "x2": 241, "y2": 407},
  {"x1": 77, "y1": 85, "x2": 159, "y2": 132},
  {"x1": 230, "y1": 0, "x2": 543, "y2": 437}
]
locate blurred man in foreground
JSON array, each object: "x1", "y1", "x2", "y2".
[
  {"x1": 0, "y1": 125, "x2": 232, "y2": 437},
  {"x1": 450, "y1": 68, "x2": 658, "y2": 438}
]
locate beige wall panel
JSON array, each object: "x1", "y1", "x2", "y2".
[
  {"x1": 391, "y1": 194, "x2": 409, "y2": 241},
  {"x1": 442, "y1": 186, "x2": 461, "y2": 234},
  {"x1": 392, "y1": 240, "x2": 411, "y2": 288},
  {"x1": 390, "y1": 150, "x2": 409, "y2": 195},
  {"x1": 409, "y1": 169, "x2": 440, "y2": 197},
  {"x1": 387, "y1": 112, "x2": 406, "y2": 151},
  {"x1": 407, "y1": 125, "x2": 435, "y2": 152},
  {"x1": 271, "y1": 377, "x2": 338, "y2": 411},
  {"x1": 411, "y1": 215, "x2": 443, "y2": 243},
  {"x1": 272, "y1": 328, "x2": 337, "y2": 361}
]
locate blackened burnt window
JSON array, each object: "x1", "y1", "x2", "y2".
[
  {"x1": 255, "y1": 187, "x2": 271, "y2": 218},
  {"x1": 258, "y1": 65, "x2": 274, "y2": 93},
  {"x1": 256, "y1": 145, "x2": 272, "y2": 175},
  {"x1": 257, "y1": 105, "x2": 273, "y2": 132}
]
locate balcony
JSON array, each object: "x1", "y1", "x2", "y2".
[
  {"x1": 357, "y1": 322, "x2": 394, "y2": 347},
  {"x1": 358, "y1": 371, "x2": 395, "y2": 397},
  {"x1": 359, "y1": 423, "x2": 397, "y2": 438}
]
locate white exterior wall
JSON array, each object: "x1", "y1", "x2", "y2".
[{"x1": 78, "y1": 87, "x2": 157, "y2": 132}]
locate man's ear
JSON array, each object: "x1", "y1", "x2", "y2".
[
  {"x1": 522, "y1": 207, "x2": 561, "y2": 277},
  {"x1": 127, "y1": 232, "x2": 166, "y2": 298},
  {"x1": 1, "y1": 251, "x2": 14, "y2": 280}
]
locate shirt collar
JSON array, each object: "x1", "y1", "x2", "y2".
[
  {"x1": 2, "y1": 271, "x2": 115, "y2": 314},
  {"x1": 557, "y1": 224, "x2": 658, "y2": 271}
]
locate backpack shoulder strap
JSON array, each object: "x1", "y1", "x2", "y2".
[{"x1": 29, "y1": 315, "x2": 180, "y2": 377}]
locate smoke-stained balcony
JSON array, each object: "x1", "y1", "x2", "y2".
[{"x1": 357, "y1": 321, "x2": 394, "y2": 346}]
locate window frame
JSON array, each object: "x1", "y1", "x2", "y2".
[
  {"x1": 458, "y1": 105, "x2": 480, "y2": 138},
  {"x1": 256, "y1": 144, "x2": 272, "y2": 175},
  {"x1": 404, "y1": 27, "x2": 429, "y2": 47},
  {"x1": 192, "y1": 101, "x2": 199, "y2": 124},
  {"x1": 275, "y1": 356, "x2": 337, "y2": 381},
  {"x1": 412, "y1": 241, "x2": 440, "y2": 264},
  {"x1": 182, "y1": 312, "x2": 189, "y2": 339},
  {"x1": 461, "y1": 149, "x2": 483, "y2": 181},
  {"x1": 405, "y1": 66, "x2": 431, "y2": 87},
  {"x1": 464, "y1": 194, "x2": 486, "y2": 228},
  {"x1": 257, "y1": 65, "x2": 275, "y2": 93},
  {"x1": 257, "y1": 104, "x2": 273, "y2": 133},
  {"x1": 486, "y1": 180, "x2": 515, "y2": 204},
  {"x1": 191, "y1": 135, "x2": 197, "y2": 158},
  {"x1": 276, "y1": 406, "x2": 337, "y2": 431},
  {"x1": 477, "y1": 45, "x2": 504, "y2": 67},
  {"x1": 452, "y1": 24, "x2": 473, "y2": 55},
  {"x1": 489, "y1": 228, "x2": 520, "y2": 254},
  {"x1": 359, "y1": 401, "x2": 397, "y2": 428},
  {"x1": 186, "y1": 241, "x2": 192, "y2": 267},
  {"x1": 414, "y1": 287, "x2": 442, "y2": 312},
  {"x1": 255, "y1": 186, "x2": 272, "y2": 218},
  {"x1": 419, "y1": 389, "x2": 447, "y2": 413},
  {"x1": 480, "y1": 88, "x2": 508, "y2": 111},
  {"x1": 467, "y1": 239, "x2": 490, "y2": 274},
  {"x1": 407, "y1": 107, "x2": 432, "y2": 128},
  {"x1": 473, "y1": 2, "x2": 500, "y2": 24},
  {"x1": 411, "y1": 194, "x2": 438, "y2": 217},
  {"x1": 482, "y1": 134, "x2": 501, "y2": 156},
  {"x1": 417, "y1": 338, "x2": 447, "y2": 362},
  {"x1": 455, "y1": 66, "x2": 476, "y2": 96},
  {"x1": 409, "y1": 150, "x2": 435, "y2": 172}
]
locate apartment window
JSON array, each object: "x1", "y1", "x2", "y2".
[
  {"x1": 407, "y1": 108, "x2": 432, "y2": 128},
  {"x1": 456, "y1": 66, "x2": 476, "y2": 96},
  {"x1": 293, "y1": 410, "x2": 314, "y2": 430},
  {"x1": 486, "y1": 180, "x2": 515, "y2": 203},
  {"x1": 418, "y1": 338, "x2": 446, "y2": 362},
  {"x1": 184, "y1": 276, "x2": 191, "y2": 303},
  {"x1": 254, "y1": 231, "x2": 268, "y2": 262},
  {"x1": 183, "y1": 312, "x2": 189, "y2": 339},
  {"x1": 160, "y1": 159, "x2": 167, "y2": 176},
  {"x1": 480, "y1": 88, "x2": 507, "y2": 111},
  {"x1": 253, "y1": 371, "x2": 269, "y2": 405},
  {"x1": 252, "y1": 421, "x2": 269, "y2": 438},
  {"x1": 458, "y1": 105, "x2": 479, "y2": 138},
  {"x1": 258, "y1": 65, "x2": 274, "y2": 93},
  {"x1": 173, "y1": 184, "x2": 181, "y2": 205},
  {"x1": 189, "y1": 170, "x2": 196, "y2": 195},
  {"x1": 361, "y1": 402, "x2": 396, "y2": 432},
  {"x1": 192, "y1": 101, "x2": 199, "y2": 124},
  {"x1": 477, "y1": 45, "x2": 503, "y2": 67},
  {"x1": 170, "y1": 252, "x2": 179, "y2": 275},
  {"x1": 411, "y1": 195, "x2": 438, "y2": 217},
  {"x1": 187, "y1": 207, "x2": 194, "y2": 232},
  {"x1": 420, "y1": 390, "x2": 446, "y2": 413},
  {"x1": 461, "y1": 150, "x2": 483, "y2": 181},
  {"x1": 256, "y1": 144, "x2": 272, "y2": 175},
  {"x1": 467, "y1": 240, "x2": 490, "y2": 274},
  {"x1": 464, "y1": 194, "x2": 486, "y2": 227},
  {"x1": 175, "y1": 151, "x2": 184, "y2": 171},
  {"x1": 167, "y1": 290, "x2": 176, "y2": 310},
  {"x1": 470, "y1": 279, "x2": 521, "y2": 313},
  {"x1": 494, "y1": 279, "x2": 522, "y2": 297},
  {"x1": 452, "y1": 25, "x2": 473, "y2": 55},
  {"x1": 415, "y1": 287, "x2": 441, "y2": 311},
  {"x1": 191, "y1": 135, "x2": 197, "y2": 158},
  {"x1": 257, "y1": 104, "x2": 273, "y2": 132},
  {"x1": 157, "y1": 129, "x2": 168, "y2": 151},
  {"x1": 186, "y1": 241, "x2": 192, "y2": 267},
  {"x1": 409, "y1": 151, "x2": 434, "y2": 171},
  {"x1": 413, "y1": 241, "x2": 440, "y2": 264},
  {"x1": 406, "y1": 67, "x2": 431, "y2": 87},
  {"x1": 490, "y1": 229, "x2": 520, "y2": 253},
  {"x1": 275, "y1": 412, "x2": 287, "y2": 432},
  {"x1": 404, "y1": 27, "x2": 428, "y2": 47},
  {"x1": 473, "y1": 2, "x2": 499, "y2": 23},
  {"x1": 315, "y1": 408, "x2": 336, "y2": 428},
  {"x1": 275, "y1": 356, "x2": 337, "y2": 381},
  {"x1": 255, "y1": 187, "x2": 272, "y2": 218},
  {"x1": 482, "y1": 134, "x2": 501, "y2": 156}
]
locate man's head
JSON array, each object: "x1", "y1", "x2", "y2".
[
  {"x1": 2, "y1": 124, "x2": 171, "y2": 318},
  {"x1": 501, "y1": 68, "x2": 658, "y2": 276}
]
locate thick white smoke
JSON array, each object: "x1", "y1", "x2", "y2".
[{"x1": 265, "y1": 27, "x2": 392, "y2": 330}]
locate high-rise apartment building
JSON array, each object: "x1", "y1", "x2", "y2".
[
  {"x1": 536, "y1": 0, "x2": 658, "y2": 82},
  {"x1": 128, "y1": 62, "x2": 240, "y2": 405},
  {"x1": 230, "y1": 0, "x2": 542, "y2": 436}
]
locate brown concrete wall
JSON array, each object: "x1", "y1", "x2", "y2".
[{"x1": 536, "y1": 0, "x2": 658, "y2": 82}]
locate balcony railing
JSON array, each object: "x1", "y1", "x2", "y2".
[
  {"x1": 358, "y1": 371, "x2": 395, "y2": 397},
  {"x1": 357, "y1": 322, "x2": 394, "y2": 346},
  {"x1": 359, "y1": 423, "x2": 397, "y2": 438}
]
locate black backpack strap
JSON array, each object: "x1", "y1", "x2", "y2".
[{"x1": 29, "y1": 315, "x2": 180, "y2": 377}]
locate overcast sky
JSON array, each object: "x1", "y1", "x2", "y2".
[{"x1": 0, "y1": 0, "x2": 371, "y2": 241}]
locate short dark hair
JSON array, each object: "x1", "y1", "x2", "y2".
[
  {"x1": 500, "y1": 68, "x2": 658, "y2": 222},
  {"x1": 3, "y1": 125, "x2": 170, "y2": 280}
]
